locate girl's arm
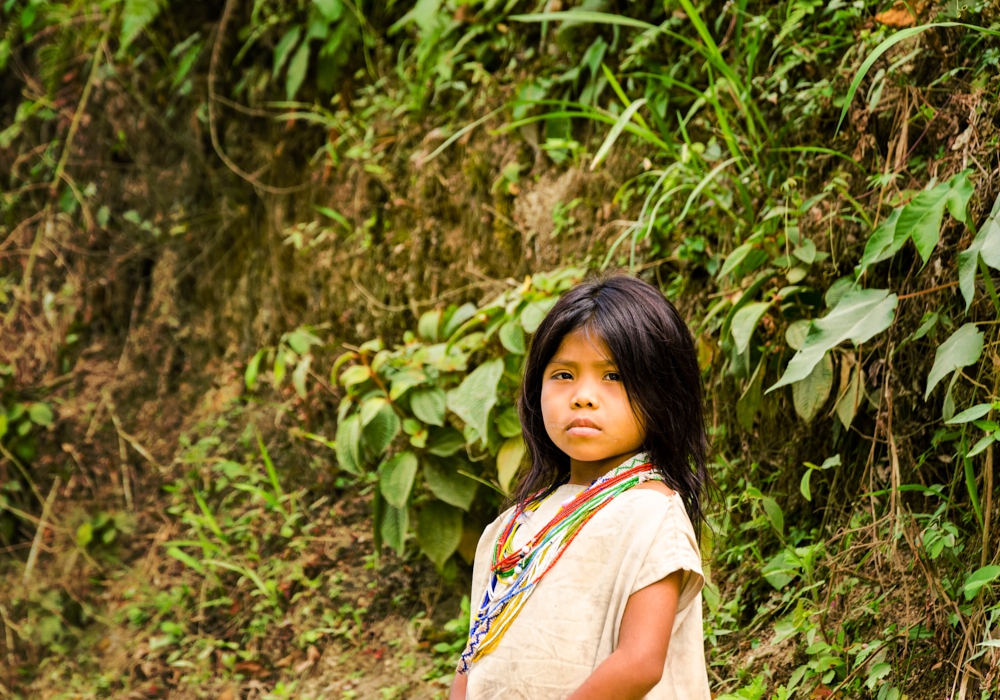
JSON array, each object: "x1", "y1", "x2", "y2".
[
  {"x1": 449, "y1": 671, "x2": 468, "y2": 700},
  {"x1": 565, "y1": 570, "x2": 683, "y2": 700}
]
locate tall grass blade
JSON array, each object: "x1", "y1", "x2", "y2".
[
  {"x1": 674, "y1": 157, "x2": 739, "y2": 224},
  {"x1": 422, "y1": 106, "x2": 505, "y2": 164},
  {"x1": 508, "y1": 11, "x2": 656, "y2": 31},
  {"x1": 601, "y1": 64, "x2": 651, "y2": 131},
  {"x1": 590, "y1": 98, "x2": 648, "y2": 171},
  {"x1": 836, "y1": 23, "x2": 1000, "y2": 134},
  {"x1": 255, "y1": 426, "x2": 284, "y2": 498}
]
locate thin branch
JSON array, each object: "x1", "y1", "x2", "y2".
[
  {"x1": 207, "y1": 0, "x2": 312, "y2": 195},
  {"x1": 22, "y1": 477, "x2": 60, "y2": 584}
]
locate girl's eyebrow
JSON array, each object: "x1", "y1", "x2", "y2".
[{"x1": 548, "y1": 357, "x2": 616, "y2": 367}]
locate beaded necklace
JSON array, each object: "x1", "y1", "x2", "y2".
[{"x1": 458, "y1": 452, "x2": 662, "y2": 675}]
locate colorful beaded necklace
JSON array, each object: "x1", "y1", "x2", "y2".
[{"x1": 457, "y1": 452, "x2": 662, "y2": 674}]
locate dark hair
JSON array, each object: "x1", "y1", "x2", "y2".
[{"x1": 514, "y1": 274, "x2": 711, "y2": 535}]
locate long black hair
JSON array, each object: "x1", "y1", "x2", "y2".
[{"x1": 514, "y1": 274, "x2": 711, "y2": 536}]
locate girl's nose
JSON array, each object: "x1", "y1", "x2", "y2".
[{"x1": 572, "y1": 393, "x2": 597, "y2": 409}]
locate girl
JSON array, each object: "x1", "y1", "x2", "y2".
[{"x1": 450, "y1": 274, "x2": 711, "y2": 700}]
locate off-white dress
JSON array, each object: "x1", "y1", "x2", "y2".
[{"x1": 465, "y1": 483, "x2": 710, "y2": 700}]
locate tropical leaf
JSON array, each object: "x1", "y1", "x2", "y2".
[
  {"x1": 958, "y1": 191, "x2": 1000, "y2": 309},
  {"x1": 381, "y1": 504, "x2": 409, "y2": 556},
  {"x1": 730, "y1": 302, "x2": 770, "y2": 355},
  {"x1": 925, "y1": 323, "x2": 983, "y2": 399},
  {"x1": 447, "y1": 358, "x2": 504, "y2": 443},
  {"x1": 946, "y1": 403, "x2": 993, "y2": 425},
  {"x1": 499, "y1": 321, "x2": 526, "y2": 354},
  {"x1": 335, "y1": 413, "x2": 362, "y2": 474},
  {"x1": 418, "y1": 501, "x2": 462, "y2": 569},
  {"x1": 792, "y1": 352, "x2": 833, "y2": 423},
  {"x1": 380, "y1": 452, "x2": 418, "y2": 508},
  {"x1": 770, "y1": 289, "x2": 897, "y2": 391},
  {"x1": 496, "y1": 437, "x2": 525, "y2": 493},
  {"x1": 425, "y1": 456, "x2": 477, "y2": 510},
  {"x1": 411, "y1": 387, "x2": 446, "y2": 426},
  {"x1": 362, "y1": 403, "x2": 400, "y2": 456},
  {"x1": 426, "y1": 427, "x2": 465, "y2": 457},
  {"x1": 963, "y1": 565, "x2": 1000, "y2": 601}
]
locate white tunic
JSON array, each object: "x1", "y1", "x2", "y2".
[{"x1": 465, "y1": 483, "x2": 711, "y2": 700}]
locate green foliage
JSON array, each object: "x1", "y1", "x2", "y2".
[{"x1": 329, "y1": 269, "x2": 583, "y2": 569}]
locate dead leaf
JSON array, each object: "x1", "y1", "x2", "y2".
[
  {"x1": 217, "y1": 687, "x2": 236, "y2": 700},
  {"x1": 874, "y1": 0, "x2": 925, "y2": 27}
]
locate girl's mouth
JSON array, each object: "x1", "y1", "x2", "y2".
[{"x1": 566, "y1": 419, "x2": 601, "y2": 437}]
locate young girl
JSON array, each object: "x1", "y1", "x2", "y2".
[{"x1": 450, "y1": 274, "x2": 711, "y2": 700}]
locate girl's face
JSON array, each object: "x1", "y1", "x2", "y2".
[{"x1": 540, "y1": 327, "x2": 646, "y2": 468}]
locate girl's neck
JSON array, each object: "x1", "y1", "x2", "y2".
[{"x1": 567, "y1": 451, "x2": 643, "y2": 486}]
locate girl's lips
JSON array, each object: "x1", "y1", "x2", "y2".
[{"x1": 567, "y1": 426, "x2": 601, "y2": 437}]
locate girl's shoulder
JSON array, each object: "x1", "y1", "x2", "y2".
[{"x1": 632, "y1": 481, "x2": 678, "y2": 498}]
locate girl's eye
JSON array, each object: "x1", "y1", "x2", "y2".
[
  {"x1": 604, "y1": 371, "x2": 621, "y2": 381},
  {"x1": 551, "y1": 371, "x2": 573, "y2": 380}
]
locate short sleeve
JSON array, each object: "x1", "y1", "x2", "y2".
[{"x1": 630, "y1": 494, "x2": 705, "y2": 611}]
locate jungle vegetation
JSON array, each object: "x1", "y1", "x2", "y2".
[{"x1": 2, "y1": 0, "x2": 1000, "y2": 698}]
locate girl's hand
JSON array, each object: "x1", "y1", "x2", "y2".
[
  {"x1": 565, "y1": 570, "x2": 684, "y2": 700},
  {"x1": 449, "y1": 670, "x2": 468, "y2": 700}
]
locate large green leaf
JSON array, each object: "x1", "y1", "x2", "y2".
[
  {"x1": 443, "y1": 303, "x2": 479, "y2": 340},
  {"x1": 335, "y1": 413, "x2": 362, "y2": 474},
  {"x1": 963, "y1": 565, "x2": 1000, "y2": 601},
  {"x1": 769, "y1": 289, "x2": 897, "y2": 391},
  {"x1": 856, "y1": 209, "x2": 901, "y2": 277},
  {"x1": 380, "y1": 452, "x2": 418, "y2": 508},
  {"x1": 925, "y1": 323, "x2": 983, "y2": 399},
  {"x1": 417, "y1": 501, "x2": 463, "y2": 569},
  {"x1": 858, "y1": 171, "x2": 973, "y2": 276},
  {"x1": 730, "y1": 302, "x2": 770, "y2": 355},
  {"x1": 718, "y1": 241, "x2": 756, "y2": 280},
  {"x1": 360, "y1": 396, "x2": 387, "y2": 426},
  {"x1": 381, "y1": 504, "x2": 408, "y2": 556},
  {"x1": 447, "y1": 358, "x2": 503, "y2": 443},
  {"x1": 418, "y1": 309, "x2": 441, "y2": 342},
  {"x1": 958, "y1": 191, "x2": 1000, "y2": 309},
  {"x1": 499, "y1": 321, "x2": 526, "y2": 354},
  {"x1": 792, "y1": 351, "x2": 833, "y2": 423},
  {"x1": 496, "y1": 437, "x2": 525, "y2": 494},
  {"x1": 426, "y1": 426, "x2": 465, "y2": 457},
  {"x1": 496, "y1": 405, "x2": 522, "y2": 437},
  {"x1": 362, "y1": 403, "x2": 400, "y2": 456},
  {"x1": 896, "y1": 178, "x2": 965, "y2": 266},
  {"x1": 411, "y1": 387, "x2": 446, "y2": 426},
  {"x1": 425, "y1": 456, "x2": 477, "y2": 510}
]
